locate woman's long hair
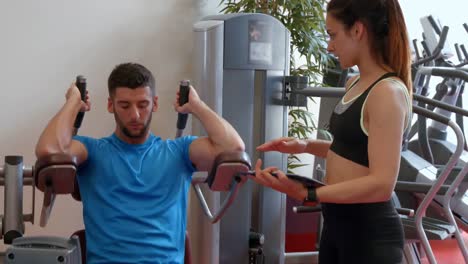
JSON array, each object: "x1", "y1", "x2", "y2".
[{"x1": 327, "y1": 0, "x2": 412, "y2": 96}]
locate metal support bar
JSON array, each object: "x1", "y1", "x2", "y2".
[
  {"x1": 284, "y1": 251, "x2": 319, "y2": 264},
  {"x1": 413, "y1": 119, "x2": 464, "y2": 264},
  {"x1": 193, "y1": 177, "x2": 242, "y2": 223}
]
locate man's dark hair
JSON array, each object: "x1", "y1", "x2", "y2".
[{"x1": 108, "y1": 63, "x2": 156, "y2": 97}]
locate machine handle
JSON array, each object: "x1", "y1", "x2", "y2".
[
  {"x1": 396, "y1": 208, "x2": 415, "y2": 217},
  {"x1": 413, "y1": 39, "x2": 421, "y2": 61},
  {"x1": 293, "y1": 205, "x2": 322, "y2": 214},
  {"x1": 412, "y1": 26, "x2": 449, "y2": 67},
  {"x1": 421, "y1": 40, "x2": 431, "y2": 56},
  {"x1": 413, "y1": 105, "x2": 451, "y2": 125},
  {"x1": 437, "y1": 26, "x2": 449, "y2": 54},
  {"x1": 460, "y1": 44, "x2": 468, "y2": 61},
  {"x1": 413, "y1": 93, "x2": 468, "y2": 117},
  {"x1": 176, "y1": 80, "x2": 190, "y2": 130},
  {"x1": 427, "y1": 15, "x2": 441, "y2": 35},
  {"x1": 73, "y1": 75, "x2": 87, "y2": 133},
  {"x1": 417, "y1": 67, "x2": 468, "y2": 82},
  {"x1": 178, "y1": 80, "x2": 190, "y2": 105},
  {"x1": 455, "y1": 44, "x2": 463, "y2": 62}
]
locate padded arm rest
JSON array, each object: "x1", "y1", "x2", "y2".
[
  {"x1": 34, "y1": 153, "x2": 78, "y2": 227},
  {"x1": 35, "y1": 153, "x2": 78, "y2": 194},
  {"x1": 206, "y1": 151, "x2": 251, "y2": 191},
  {"x1": 192, "y1": 151, "x2": 251, "y2": 223}
]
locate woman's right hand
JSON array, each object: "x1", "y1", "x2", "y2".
[
  {"x1": 249, "y1": 159, "x2": 308, "y2": 202},
  {"x1": 256, "y1": 137, "x2": 307, "y2": 154}
]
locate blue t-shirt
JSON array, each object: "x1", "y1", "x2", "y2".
[{"x1": 74, "y1": 133, "x2": 197, "y2": 264}]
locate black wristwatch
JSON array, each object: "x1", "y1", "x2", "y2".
[{"x1": 304, "y1": 187, "x2": 319, "y2": 203}]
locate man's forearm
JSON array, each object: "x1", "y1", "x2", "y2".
[
  {"x1": 192, "y1": 102, "x2": 244, "y2": 152},
  {"x1": 35, "y1": 97, "x2": 82, "y2": 157}
]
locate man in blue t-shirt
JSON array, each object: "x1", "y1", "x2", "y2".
[{"x1": 35, "y1": 63, "x2": 245, "y2": 264}]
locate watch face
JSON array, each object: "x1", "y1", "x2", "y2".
[{"x1": 307, "y1": 187, "x2": 317, "y2": 202}]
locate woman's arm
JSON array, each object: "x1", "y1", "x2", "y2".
[
  {"x1": 257, "y1": 137, "x2": 331, "y2": 158},
  {"x1": 252, "y1": 81, "x2": 408, "y2": 203}
]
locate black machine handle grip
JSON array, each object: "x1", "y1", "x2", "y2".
[
  {"x1": 76, "y1": 75, "x2": 87, "y2": 101},
  {"x1": 421, "y1": 41, "x2": 431, "y2": 56},
  {"x1": 414, "y1": 93, "x2": 468, "y2": 118},
  {"x1": 176, "y1": 80, "x2": 190, "y2": 130},
  {"x1": 413, "y1": 39, "x2": 421, "y2": 61},
  {"x1": 455, "y1": 44, "x2": 462, "y2": 62},
  {"x1": 413, "y1": 105, "x2": 451, "y2": 125},
  {"x1": 412, "y1": 26, "x2": 449, "y2": 67},
  {"x1": 73, "y1": 75, "x2": 87, "y2": 131},
  {"x1": 460, "y1": 44, "x2": 468, "y2": 61},
  {"x1": 432, "y1": 68, "x2": 468, "y2": 82},
  {"x1": 427, "y1": 15, "x2": 442, "y2": 35},
  {"x1": 437, "y1": 26, "x2": 449, "y2": 53}
]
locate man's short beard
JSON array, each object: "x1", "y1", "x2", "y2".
[
  {"x1": 121, "y1": 123, "x2": 150, "y2": 138},
  {"x1": 114, "y1": 110, "x2": 152, "y2": 139}
]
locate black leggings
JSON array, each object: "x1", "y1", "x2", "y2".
[{"x1": 319, "y1": 201, "x2": 404, "y2": 264}]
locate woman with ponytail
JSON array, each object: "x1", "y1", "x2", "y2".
[{"x1": 251, "y1": 0, "x2": 412, "y2": 263}]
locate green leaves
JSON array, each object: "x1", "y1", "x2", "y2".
[
  {"x1": 288, "y1": 107, "x2": 316, "y2": 172},
  {"x1": 288, "y1": 108, "x2": 315, "y2": 138}
]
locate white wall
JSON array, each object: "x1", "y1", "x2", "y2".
[
  {"x1": 400, "y1": 0, "x2": 467, "y2": 63},
  {"x1": 400, "y1": 0, "x2": 468, "y2": 138},
  {"x1": 0, "y1": 0, "x2": 220, "y2": 251}
]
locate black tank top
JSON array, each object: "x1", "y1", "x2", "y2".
[{"x1": 328, "y1": 72, "x2": 398, "y2": 167}]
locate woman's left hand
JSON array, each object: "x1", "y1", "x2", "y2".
[{"x1": 249, "y1": 159, "x2": 308, "y2": 202}]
